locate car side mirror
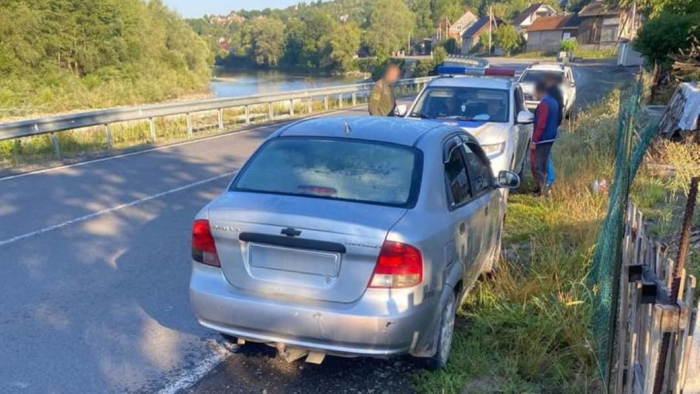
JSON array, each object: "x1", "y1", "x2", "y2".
[
  {"x1": 496, "y1": 170, "x2": 520, "y2": 189},
  {"x1": 394, "y1": 104, "x2": 408, "y2": 117},
  {"x1": 516, "y1": 110, "x2": 534, "y2": 125}
]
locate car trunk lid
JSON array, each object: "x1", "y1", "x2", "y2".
[{"x1": 207, "y1": 193, "x2": 406, "y2": 304}]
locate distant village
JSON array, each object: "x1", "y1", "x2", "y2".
[
  {"x1": 204, "y1": 0, "x2": 641, "y2": 57},
  {"x1": 431, "y1": 0, "x2": 639, "y2": 55}
]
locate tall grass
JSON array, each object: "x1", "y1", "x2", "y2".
[{"x1": 413, "y1": 90, "x2": 625, "y2": 393}]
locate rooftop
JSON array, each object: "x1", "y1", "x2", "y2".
[
  {"x1": 277, "y1": 117, "x2": 448, "y2": 146},
  {"x1": 579, "y1": 0, "x2": 621, "y2": 17},
  {"x1": 527, "y1": 14, "x2": 580, "y2": 31},
  {"x1": 513, "y1": 3, "x2": 548, "y2": 26}
]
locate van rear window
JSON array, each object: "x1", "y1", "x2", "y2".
[{"x1": 232, "y1": 138, "x2": 421, "y2": 207}]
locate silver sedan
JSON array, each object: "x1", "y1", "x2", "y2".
[{"x1": 189, "y1": 117, "x2": 519, "y2": 369}]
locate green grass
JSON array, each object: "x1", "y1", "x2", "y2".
[
  {"x1": 411, "y1": 88, "x2": 636, "y2": 393},
  {"x1": 511, "y1": 48, "x2": 616, "y2": 61}
]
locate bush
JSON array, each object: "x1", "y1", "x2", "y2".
[
  {"x1": 634, "y1": 12, "x2": 700, "y2": 68},
  {"x1": 432, "y1": 46, "x2": 448, "y2": 66},
  {"x1": 560, "y1": 38, "x2": 578, "y2": 52},
  {"x1": 494, "y1": 25, "x2": 522, "y2": 56},
  {"x1": 440, "y1": 38, "x2": 459, "y2": 54},
  {"x1": 412, "y1": 59, "x2": 436, "y2": 77}
]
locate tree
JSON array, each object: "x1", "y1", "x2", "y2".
[
  {"x1": 409, "y1": 0, "x2": 433, "y2": 39},
  {"x1": 494, "y1": 25, "x2": 522, "y2": 56},
  {"x1": 478, "y1": 33, "x2": 491, "y2": 53},
  {"x1": 441, "y1": 38, "x2": 459, "y2": 54},
  {"x1": 633, "y1": 11, "x2": 700, "y2": 68},
  {"x1": 433, "y1": 46, "x2": 448, "y2": 65},
  {"x1": 299, "y1": 10, "x2": 336, "y2": 69},
  {"x1": 366, "y1": 0, "x2": 415, "y2": 58},
  {"x1": 281, "y1": 18, "x2": 307, "y2": 68},
  {"x1": 249, "y1": 18, "x2": 286, "y2": 67},
  {"x1": 329, "y1": 22, "x2": 361, "y2": 72}
]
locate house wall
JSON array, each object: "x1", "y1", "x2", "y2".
[
  {"x1": 578, "y1": 10, "x2": 631, "y2": 46},
  {"x1": 526, "y1": 30, "x2": 564, "y2": 52}
]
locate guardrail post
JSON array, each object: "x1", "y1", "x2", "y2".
[
  {"x1": 217, "y1": 109, "x2": 224, "y2": 132},
  {"x1": 268, "y1": 103, "x2": 274, "y2": 121},
  {"x1": 105, "y1": 124, "x2": 113, "y2": 149},
  {"x1": 352, "y1": 92, "x2": 357, "y2": 106},
  {"x1": 338, "y1": 94, "x2": 343, "y2": 109},
  {"x1": 324, "y1": 96, "x2": 329, "y2": 111},
  {"x1": 50, "y1": 133, "x2": 60, "y2": 159},
  {"x1": 307, "y1": 98, "x2": 312, "y2": 114},
  {"x1": 244, "y1": 106, "x2": 250, "y2": 125},
  {"x1": 148, "y1": 118, "x2": 156, "y2": 142},
  {"x1": 289, "y1": 99, "x2": 294, "y2": 116},
  {"x1": 186, "y1": 113, "x2": 193, "y2": 138}
]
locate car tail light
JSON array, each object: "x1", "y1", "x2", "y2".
[
  {"x1": 369, "y1": 241, "x2": 423, "y2": 288},
  {"x1": 192, "y1": 219, "x2": 220, "y2": 267}
]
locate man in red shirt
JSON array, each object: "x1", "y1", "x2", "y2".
[{"x1": 530, "y1": 81, "x2": 560, "y2": 196}]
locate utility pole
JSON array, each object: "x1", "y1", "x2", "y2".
[{"x1": 488, "y1": 5, "x2": 493, "y2": 54}]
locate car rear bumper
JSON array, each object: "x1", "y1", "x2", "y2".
[{"x1": 189, "y1": 263, "x2": 439, "y2": 357}]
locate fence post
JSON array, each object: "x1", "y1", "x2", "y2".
[
  {"x1": 324, "y1": 96, "x2": 329, "y2": 111},
  {"x1": 307, "y1": 98, "x2": 312, "y2": 114},
  {"x1": 244, "y1": 105, "x2": 250, "y2": 125},
  {"x1": 50, "y1": 133, "x2": 60, "y2": 159},
  {"x1": 352, "y1": 92, "x2": 357, "y2": 106},
  {"x1": 338, "y1": 94, "x2": 343, "y2": 109},
  {"x1": 149, "y1": 118, "x2": 156, "y2": 142},
  {"x1": 218, "y1": 109, "x2": 224, "y2": 132},
  {"x1": 186, "y1": 113, "x2": 193, "y2": 138},
  {"x1": 105, "y1": 124, "x2": 113, "y2": 149},
  {"x1": 268, "y1": 103, "x2": 274, "y2": 121},
  {"x1": 290, "y1": 99, "x2": 294, "y2": 116}
]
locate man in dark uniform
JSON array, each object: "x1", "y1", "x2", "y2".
[{"x1": 368, "y1": 64, "x2": 400, "y2": 116}]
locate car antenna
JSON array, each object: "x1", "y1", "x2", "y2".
[{"x1": 344, "y1": 121, "x2": 352, "y2": 135}]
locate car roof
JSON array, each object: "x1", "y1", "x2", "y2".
[
  {"x1": 427, "y1": 76, "x2": 512, "y2": 90},
  {"x1": 275, "y1": 117, "x2": 461, "y2": 147},
  {"x1": 525, "y1": 63, "x2": 567, "y2": 72}
]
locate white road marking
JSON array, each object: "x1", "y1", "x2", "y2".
[
  {"x1": 157, "y1": 346, "x2": 231, "y2": 394},
  {"x1": 0, "y1": 171, "x2": 236, "y2": 247},
  {"x1": 0, "y1": 108, "x2": 360, "y2": 183}
]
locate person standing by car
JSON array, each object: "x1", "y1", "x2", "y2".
[
  {"x1": 368, "y1": 64, "x2": 400, "y2": 116},
  {"x1": 530, "y1": 81, "x2": 559, "y2": 196},
  {"x1": 543, "y1": 74, "x2": 564, "y2": 190}
]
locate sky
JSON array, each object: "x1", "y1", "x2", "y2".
[{"x1": 164, "y1": 0, "x2": 303, "y2": 18}]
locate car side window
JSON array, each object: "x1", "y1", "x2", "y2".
[
  {"x1": 444, "y1": 144, "x2": 472, "y2": 207},
  {"x1": 463, "y1": 143, "x2": 493, "y2": 195}
]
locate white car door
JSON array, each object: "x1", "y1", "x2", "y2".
[{"x1": 512, "y1": 86, "x2": 531, "y2": 173}]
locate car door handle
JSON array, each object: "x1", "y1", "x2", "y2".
[
  {"x1": 485, "y1": 206, "x2": 489, "y2": 216},
  {"x1": 459, "y1": 222, "x2": 466, "y2": 235}
]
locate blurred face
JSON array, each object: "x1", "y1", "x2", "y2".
[
  {"x1": 535, "y1": 88, "x2": 546, "y2": 100},
  {"x1": 385, "y1": 66, "x2": 400, "y2": 83}
]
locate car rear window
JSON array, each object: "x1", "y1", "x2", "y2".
[
  {"x1": 521, "y1": 70, "x2": 564, "y2": 84},
  {"x1": 231, "y1": 138, "x2": 422, "y2": 207}
]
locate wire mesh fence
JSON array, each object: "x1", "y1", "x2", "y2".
[{"x1": 587, "y1": 78, "x2": 660, "y2": 390}]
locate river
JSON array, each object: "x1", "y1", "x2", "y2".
[{"x1": 210, "y1": 69, "x2": 364, "y2": 98}]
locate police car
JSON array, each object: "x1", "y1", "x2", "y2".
[
  {"x1": 397, "y1": 66, "x2": 534, "y2": 178},
  {"x1": 518, "y1": 63, "x2": 577, "y2": 117}
]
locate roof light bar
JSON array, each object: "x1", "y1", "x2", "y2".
[{"x1": 437, "y1": 66, "x2": 515, "y2": 77}]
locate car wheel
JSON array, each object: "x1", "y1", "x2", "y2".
[{"x1": 424, "y1": 293, "x2": 456, "y2": 370}]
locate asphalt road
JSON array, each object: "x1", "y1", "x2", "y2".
[{"x1": 0, "y1": 61, "x2": 634, "y2": 394}]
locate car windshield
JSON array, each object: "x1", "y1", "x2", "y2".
[
  {"x1": 409, "y1": 87, "x2": 509, "y2": 123},
  {"x1": 520, "y1": 70, "x2": 564, "y2": 84},
  {"x1": 232, "y1": 138, "x2": 421, "y2": 207}
]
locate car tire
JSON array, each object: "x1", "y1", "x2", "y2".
[{"x1": 423, "y1": 293, "x2": 457, "y2": 371}]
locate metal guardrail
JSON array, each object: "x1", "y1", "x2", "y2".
[
  {"x1": 445, "y1": 55, "x2": 490, "y2": 68},
  {"x1": 0, "y1": 77, "x2": 435, "y2": 152}
]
